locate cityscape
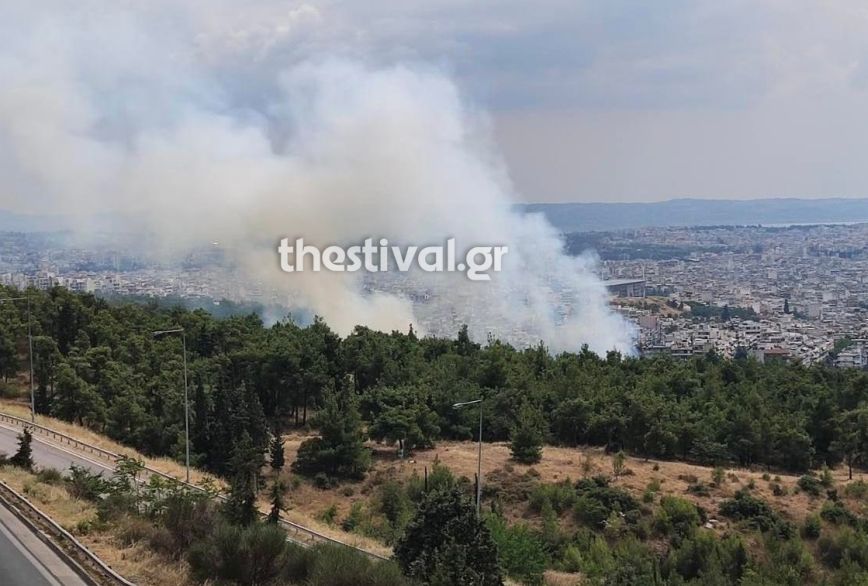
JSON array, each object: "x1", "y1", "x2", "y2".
[{"x1": 3, "y1": 221, "x2": 866, "y2": 368}]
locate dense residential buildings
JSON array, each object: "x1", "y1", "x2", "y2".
[{"x1": 1, "y1": 223, "x2": 866, "y2": 366}]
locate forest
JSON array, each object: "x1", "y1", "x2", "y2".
[
  {"x1": 3, "y1": 285, "x2": 868, "y2": 585},
  {"x1": 1, "y1": 285, "x2": 867, "y2": 479}
]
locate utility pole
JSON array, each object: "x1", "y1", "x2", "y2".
[{"x1": 453, "y1": 398, "x2": 483, "y2": 516}]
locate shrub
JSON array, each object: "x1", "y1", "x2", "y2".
[
  {"x1": 655, "y1": 496, "x2": 701, "y2": 540},
  {"x1": 528, "y1": 481, "x2": 576, "y2": 515},
  {"x1": 663, "y1": 532, "x2": 748, "y2": 583},
  {"x1": 612, "y1": 451, "x2": 626, "y2": 477},
  {"x1": 187, "y1": 522, "x2": 299, "y2": 586},
  {"x1": 574, "y1": 495, "x2": 611, "y2": 529},
  {"x1": 686, "y1": 482, "x2": 711, "y2": 497},
  {"x1": 313, "y1": 472, "x2": 331, "y2": 489},
  {"x1": 820, "y1": 500, "x2": 858, "y2": 527},
  {"x1": 844, "y1": 481, "x2": 868, "y2": 500},
  {"x1": 373, "y1": 482, "x2": 413, "y2": 543},
  {"x1": 771, "y1": 483, "x2": 787, "y2": 497},
  {"x1": 35, "y1": 467, "x2": 64, "y2": 485},
  {"x1": 572, "y1": 477, "x2": 639, "y2": 530},
  {"x1": 719, "y1": 490, "x2": 793, "y2": 538},
  {"x1": 305, "y1": 544, "x2": 407, "y2": 586},
  {"x1": 318, "y1": 505, "x2": 339, "y2": 526},
  {"x1": 65, "y1": 465, "x2": 108, "y2": 501},
  {"x1": 487, "y1": 515, "x2": 548, "y2": 585},
  {"x1": 798, "y1": 475, "x2": 823, "y2": 497},
  {"x1": 711, "y1": 467, "x2": 725, "y2": 487},
  {"x1": 802, "y1": 514, "x2": 822, "y2": 539},
  {"x1": 818, "y1": 528, "x2": 868, "y2": 570},
  {"x1": 341, "y1": 502, "x2": 368, "y2": 533},
  {"x1": 820, "y1": 466, "x2": 834, "y2": 488}
]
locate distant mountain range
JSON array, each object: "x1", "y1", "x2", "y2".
[
  {"x1": 3, "y1": 197, "x2": 868, "y2": 234},
  {"x1": 519, "y1": 198, "x2": 868, "y2": 233}
]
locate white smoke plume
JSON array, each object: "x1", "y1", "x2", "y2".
[{"x1": 0, "y1": 1, "x2": 636, "y2": 354}]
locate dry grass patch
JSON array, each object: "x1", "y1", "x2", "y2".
[{"x1": 0, "y1": 465, "x2": 192, "y2": 585}]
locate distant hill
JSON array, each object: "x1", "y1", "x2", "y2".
[
  {"x1": 0, "y1": 210, "x2": 133, "y2": 233},
  {"x1": 519, "y1": 198, "x2": 868, "y2": 233}
]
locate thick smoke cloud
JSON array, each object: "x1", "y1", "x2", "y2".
[{"x1": 0, "y1": 1, "x2": 635, "y2": 354}]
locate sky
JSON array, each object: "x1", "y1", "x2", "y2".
[
  {"x1": 240, "y1": 0, "x2": 868, "y2": 203},
  {"x1": 4, "y1": 0, "x2": 868, "y2": 204}
]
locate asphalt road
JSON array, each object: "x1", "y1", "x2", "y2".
[
  {"x1": 0, "y1": 500, "x2": 89, "y2": 586},
  {"x1": 0, "y1": 423, "x2": 108, "y2": 586},
  {"x1": 0, "y1": 423, "x2": 113, "y2": 476}
]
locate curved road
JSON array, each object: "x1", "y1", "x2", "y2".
[
  {"x1": 0, "y1": 423, "x2": 113, "y2": 476},
  {"x1": 0, "y1": 423, "x2": 108, "y2": 586}
]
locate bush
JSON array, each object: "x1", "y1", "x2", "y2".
[
  {"x1": 318, "y1": 505, "x2": 338, "y2": 525},
  {"x1": 487, "y1": 515, "x2": 548, "y2": 585},
  {"x1": 529, "y1": 481, "x2": 576, "y2": 515},
  {"x1": 116, "y1": 516, "x2": 158, "y2": 546},
  {"x1": 802, "y1": 514, "x2": 822, "y2": 539},
  {"x1": 845, "y1": 481, "x2": 868, "y2": 500},
  {"x1": 35, "y1": 467, "x2": 64, "y2": 485},
  {"x1": 572, "y1": 477, "x2": 639, "y2": 530},
  {"x1": 820, "y1": 500, "x2": 858, "y2": 527},
  {"x1": 663, "y1": 532, "x2": 748, "y2": 583},
  {"x1": 719, "y1": 490, "x2": 793, "y2": 538},
  {"x1": 305, "y1": 544, "x2": 407, "y2": 586},
  {"x1": 65, "y1": 465, "x2": 108, "y2": 501},
  {"x1": 686, "y1": 482, "x2": 711, "y2": 497},
  {"x1": 655, "y1": 496, "x2": 701, "y2": 540},
  {"x1": 818, "y1": 528, "x2": 868, "y2": 570},
  {"x1": 798, "y1": 475, "x2": 823, "y2": 497},
  {"x1": 375, "y1": 481, "x2": 412, "y2": 543},
  {"x1": 187, "y1": 522, "x2": 297, "y2": 586}
]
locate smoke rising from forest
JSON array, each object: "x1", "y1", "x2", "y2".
[{"x1": 0, "y1": 1, "x2": 635, "y2": 353}]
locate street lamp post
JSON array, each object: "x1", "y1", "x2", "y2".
[
  {"x1": 153, "y1": 328, "x2": 190, "y2": 483},
  {"x1": 1, "y1": 294, "x2": 35, "y2": 422},
  {"x1": 453, "y1": 398, "x2": 483, "y2": 516}
]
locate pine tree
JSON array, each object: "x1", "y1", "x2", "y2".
[
  {"x1": 292, "y1": 388, "x2": 370, "y2": 480},
  {"x1": 10, "y1": 427, "x2": 34, "y2": 470},
  {"x1": 394, "y1": 487, "x2": 502, "y2": 585},
  {"x1": 223, "y1": 432, "x2": 259, "y2": 526},
  {"x1": 267, "y1": 479, "x2": 286, "y2": 524},
  {"x1": 269, "y1": 431, "x2": 285, "y2": 471},
  {"x1": 510, "y1": 403, "x2": 545, "y2": 464}
]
